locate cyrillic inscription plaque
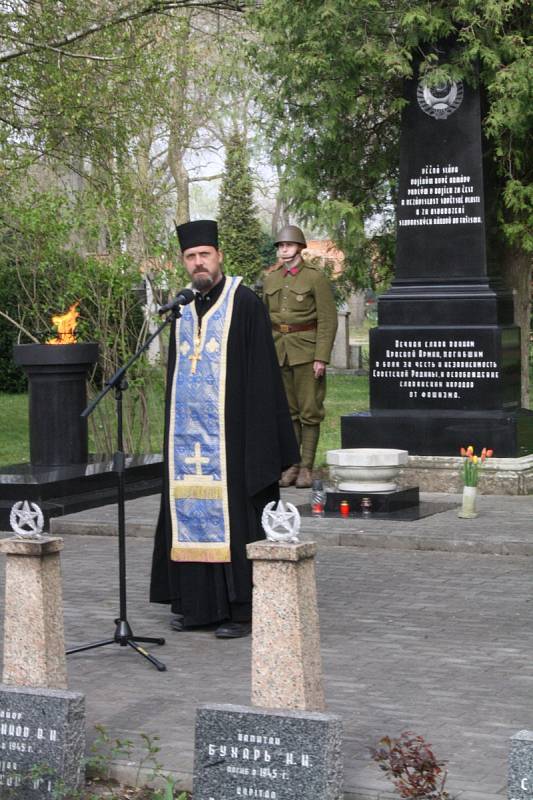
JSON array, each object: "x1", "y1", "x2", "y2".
[
  {"x1": 0, "y1": 685, "x2": 84, "y2": 798},
  {"x1": 193, "y1": 704, "x2": 342, "y2": 800}
]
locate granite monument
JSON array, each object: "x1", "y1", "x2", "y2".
[{"x1": 342, "y1": 42, "x2": 533, "y2": 456}]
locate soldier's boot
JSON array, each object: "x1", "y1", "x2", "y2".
[
  {"x1": 279, "y1": 464, "x2": 300, "y2": 487},
  {"x1": 296, "y1": 424, "x2": 320, "y2": 488},
  {"x1": 295, "y1": 466, "x2": 312, "y2": 489},
  {"x1": 293, "y1": 419, "x2": 302, "y2": 449}
]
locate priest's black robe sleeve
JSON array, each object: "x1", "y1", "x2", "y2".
[{"x1": 233, "y1": 287, "x2": 299, "y2": 498}]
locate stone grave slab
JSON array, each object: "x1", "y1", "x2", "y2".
[
  {"x1": 509, "y1": 730, "x2": 533, "y2": 800},
  {"x1": 0, "y1": 684, "x2": 85, "y2": 798},
  {"x1": 193, "y1": 703, "x2": 342, "y2": 800}
]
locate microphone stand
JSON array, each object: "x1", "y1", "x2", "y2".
[{"x1": 67, "y1": 303, "x2": 185, "y2": 671}]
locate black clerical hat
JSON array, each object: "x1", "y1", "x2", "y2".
[{"x1": 176, "y1": 219, "x2": 219, "y2": 252}]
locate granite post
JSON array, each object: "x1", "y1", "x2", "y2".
[
  {"x1": 0, "y1": 536, "x2": 85, "y2": 797},
  {"x1": 330, "y1": 307, "x2": 351, "y2": 369},
  {"x1": 192, "y1": 539, "x2": 342, "y2": 798},
  {"x1": 246, "y1": 540, "x2": 325, "y2": 712},
  {"x1": 0, "y1": 537, "x2": 67, "y2": 690}
]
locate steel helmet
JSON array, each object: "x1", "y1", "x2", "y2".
[{"x1": 274, "y1": 225, "x2": 307, "y2": 247}]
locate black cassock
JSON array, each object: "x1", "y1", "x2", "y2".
[{"x1": 150, "y1": 278, "x2": 299, "y2": 626}]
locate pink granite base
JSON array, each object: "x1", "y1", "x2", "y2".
[
  {"x1": 0, "y1": 537, "x2": 67, "y2": 689},
  {"x1": 247, "y1": 540, "x2": 325, "y2": 712}
]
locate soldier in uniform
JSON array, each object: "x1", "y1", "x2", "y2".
[{"x1": 263, "y1": 225, "x2": 337, "y2": 489}]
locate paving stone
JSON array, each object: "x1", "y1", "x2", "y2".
[
  {"x1": 43, "y1": 489, "x2": 533, "y2": 557},
  {"x1": 2, "y1": 491, "x2": 533, "y2": 798}
]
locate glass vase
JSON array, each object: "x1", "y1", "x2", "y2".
[{"x1": 458, "y1": 485, "x2": 478, "y2": 519}]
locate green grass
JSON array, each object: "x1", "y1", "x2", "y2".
[
  {"x1": 0, "y1": 375, "x2": 370, "y2": 469},
  {"x1": 317, "y1": 374, "x2": 369, "y2": 466},
  {"x1": 0, "y1": 393, "x2": 29, "y2": 465}
]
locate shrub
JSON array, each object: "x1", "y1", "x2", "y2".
[{"x1": 371, "y1": 731, "x2": 453, "y2": 799}]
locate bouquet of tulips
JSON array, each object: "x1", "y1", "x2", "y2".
[{"x1": 460, "y1": 446, "x2": 493, "y2": 487}]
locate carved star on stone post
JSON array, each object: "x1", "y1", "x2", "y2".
[
  {"x1": 9, "y1": 500, "x2": 45, "y2": 538},
  {"x1": 261, "y1": 500, "x2": 301, "y2": 543}
]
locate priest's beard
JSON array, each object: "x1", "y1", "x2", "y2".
[{"x1": 192, "y1": 273, "x2": 214, "y2": 292}]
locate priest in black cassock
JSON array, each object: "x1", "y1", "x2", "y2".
[{"x1": 150, "y1": 220, "x2": 299, "y2": 638}]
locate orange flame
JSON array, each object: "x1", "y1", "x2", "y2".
[{"x1": 46, "y1": 302, "x2": 80, "y2": 345}]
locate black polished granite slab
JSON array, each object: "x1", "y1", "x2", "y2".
[
  {"x1": 298, "y1": 501, "x2": 454, "y2": 523},
  {"x1": 0, "y1": 455, "x2": 162, "y2": 531},
  {"x1": 324, "y1": 486, "x2": 419, "y2": 513},
  {"x1": 342, "y1": 409, "x2": 533, "y2": 457}
]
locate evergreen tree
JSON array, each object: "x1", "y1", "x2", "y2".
[
  {"x1": 252, "y1": 0, "x2": 533, "y2": 400},
  {"x1": 218, "y1": 133, "x2": 262, "y2": 285}
]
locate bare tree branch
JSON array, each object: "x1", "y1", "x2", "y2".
[
  {"x1": 189, "y1": 172, "x2": 222, "y2": 182},
  {"x1": 0, "y1": 309, "x2": 40, "y2": 343},
  {"x1": 0, "y1": 0, "x2": 244, "y2": 64},
  {"x1": 39, "y1": 46, "x2": 127, "y2": 62}
]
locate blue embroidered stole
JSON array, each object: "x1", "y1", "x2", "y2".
[{"x1": 168, "y1": 276, "x2": 242, "y2": 562}]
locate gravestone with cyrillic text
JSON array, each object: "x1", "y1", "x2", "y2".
[
  {"x1": 0, "y1": 685, "x2": 85, "y2": 798},
  {"x1": 509, "y1": 730, "x2": 533, "y2": 800},
  {"x1": 193, "y1": 704, "x2": 342, "y2": 800},
  {"x1": 342, "y1": 38, "x2": 533, "y2": 456}
]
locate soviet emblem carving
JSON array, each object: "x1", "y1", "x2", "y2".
[
  {"x1": 9, "y1": 500, "x2": 45, "y2": 538},
  {"x1": 261, "y1": 500, "x2": 301, "y2": 543},
  {"x1": 417, "y1": 80, "x2": 464, "y2": 119}
]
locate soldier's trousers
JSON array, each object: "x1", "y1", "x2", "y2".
[{"x1": 280, "y1": 361, "x2": 326, "y2": 426}]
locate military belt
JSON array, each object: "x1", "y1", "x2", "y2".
[{"x1": 272, "y1": 321, "x2": 318, "y2": 334}]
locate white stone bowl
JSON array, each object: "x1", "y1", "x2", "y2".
[{"x1": 326, "y1": 448, "x2": 408, "y2": 493}]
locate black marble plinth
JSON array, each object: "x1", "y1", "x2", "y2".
[
  {"x1": 324, "y1": 486, "x2": 419, "y2": 513},
  {"x1": 377, "y1": 281, "x2": 514, "y2": 327},
  {"x1": 298, "y1": 500, "x2": 453, "y2": 522},
  {"x1": 13, "y1": 343, "x2": 99, "y2": 467},
  {"x1": 0, "y1": 455, "x2": 162, "y2": 532},
  {"x1": 370, "y1": 325, "x2": 520, "y2": 411},
  {"x1": 341, "y1": 409, "x2": 533, "y2": 457}
]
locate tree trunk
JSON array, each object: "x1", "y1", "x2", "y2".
[
  {"x1": 502, "y1": 247, "x2": 532, "y2": 408},
  {"x1": 175, "y1": 156, "x2": 190, "y2": 225},
  {"x1": 166, "y1": 14, "x2": 193, "y2": 227},
  {"x1": 167, "y1": 142, "x2": 190, "y2": 226},
  {"x1": 271, "y1": 192, "x2": 289, "y2": 237},
  {"x1": 130, "y1": 128, "x2": 153, "y2": 261}
]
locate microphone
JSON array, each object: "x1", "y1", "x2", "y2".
[{"x1": 158, "y1": 288, "x2": 195, "y2": 316}]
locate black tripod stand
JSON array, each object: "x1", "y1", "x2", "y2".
[{"x1": 67, "y1": 304, "x2": 184, "y2": 671}]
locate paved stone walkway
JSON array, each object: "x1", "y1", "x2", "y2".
[
  {"x1": 1, "y1": 491, "x2": 533, "y2": 799},
  {"x1": 51, "y1": 489, "x2": 533, "y2": 556}
]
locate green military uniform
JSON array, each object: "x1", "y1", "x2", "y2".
[{"x1": 263, "y1": 260, "x2": 337, "y2": 477}]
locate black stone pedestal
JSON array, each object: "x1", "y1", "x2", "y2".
[
  {"x1": 342, "y1": 409, "x2": 533, "y2": 457},
  {"x1": 324, "y1": 486, "x2": 419, "y2": 513},
  {"x1": 13, "y1": 343, "x2": 99, "y2": 467},
  {"x1": 0, "y1": 455, "x2": 162, "y2": 532},
  {"x1": 2, "y1": 343, "x2": 163, "y2": 533}
]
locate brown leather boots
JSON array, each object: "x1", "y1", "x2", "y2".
[{"x1": 279, "y1": 464, "x2": 313, "y2": 489}]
